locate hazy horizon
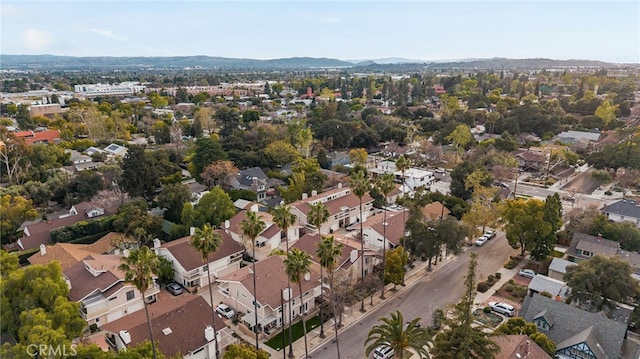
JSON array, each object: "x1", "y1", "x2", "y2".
[{"x1": 2, "y1": 1, "x2": 638, "y2": 64}]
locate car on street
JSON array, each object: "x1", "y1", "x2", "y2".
[
  {"x1": 475, "y1": 235, "x2": 489, "y2": 246},
  {"x1": 373, "y1": 345, "x2": 394, "y2": 359},
  {"x1": 484, "y1": 229, "x2": 496, "y2": 239},
  {"x1": 518, "y1": 269, "x2": 537, "y2": 279},
  {"x1": 215, "y1": 303, "x2": 235, "y2": 319},
  {"x1": 489, "y1": 301, "x2": 516, "y2": 317},
  {"x1": 562, "y1": 194, "x2": 575, "y2": 202},
  {"x1": 166, "y1": 282, "x2": 183, "y2": 296}
]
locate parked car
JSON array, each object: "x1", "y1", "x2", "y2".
[
  {"x1": 373, "y1": 345, "x2": 394, "y2": 359},
  {"x1": 489, "y1": 301, "x2": 516, "y2": 317},
  {"x1": 475, "y1": 235, "x2": 489, "y2": 246},
  {"x1": 216, "y1": 303, "x2": 235, "y2": 319},
  {"x1": 518, "y1": 269, "x2": 537, "y2": 279},
  {"x1": 484, "y1": 229, "x2": 496, "y2": 239},
  {"x1": 562, "y1": 194, "x2": 575, "y2": 202},
  {"x1": 494, "y1": 181, "x2": 509, "y2": 189},
  {"x1": 166, "y1": 282, "x2": 183, "y2": 296}
]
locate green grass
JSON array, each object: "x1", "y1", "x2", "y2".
[{"x1": 265, "y1": 316, "x2": 322, "y2": 351}]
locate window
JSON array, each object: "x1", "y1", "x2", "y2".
[
  {"x1": 109, "y1": 296, "x2": 118, "y2": 301},
  {"x1": 126, "y1": 290, "x2": 135, "y2": 301},
  {"x1": 304, "y1": 302, "x2": 308, "y2": 312},
  {"x1": 534, "y1": 319, "x2": 549, "y2": 331}
]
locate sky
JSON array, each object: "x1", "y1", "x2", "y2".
[{"x1": 1, "y1": 1, "x2": 639, "y2": 63}]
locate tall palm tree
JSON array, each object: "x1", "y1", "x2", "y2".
[
  {"x1": 375, "y1": 173, "x2": 395, "y2": 299},
  {"x1": 272, "y1": 204, "x2": 297, "y2": 358},
  {"x1": 191, "y1": 223, "x2": 222, "y2": 359},
  {"x1": 364, "y1": 310, "x2": 432, "y2": 359},
  {"x1": 307, "y1": 201, "x2": 329, "y2": 338},
  {"x1": 240, "y1": 210, "x2": 266, "y2": 350},
  {"x1": 395, "y1": 155, "x2": 410, "y2": 249},
  {"x1": 349, "y1": 170, "x2": 370, "y2": 313},
  {"x1": 283, "y1": 248, "x2": 312, "y2": 359},
  {"x1": 316, "y1": 235, "x2": 343, "y2": 359},
  {"x1": 119, "y1": 247, "x2": 160, "y2": 359}
]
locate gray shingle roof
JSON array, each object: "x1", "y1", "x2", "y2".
[
  {"x1": 556, "y1": 326, "x2": 608, "y2": 359},
  {"x1": 519, "y1": 293, "x2": 627, "y2": 358},
  {"x1": 237, "y1": 167, "x2": 267, "y2": 187},
  {"x1": 602, "y1": 200, "x2": 640, "y2": 220},
  {"x1": 548, "y1": 257, "x2": 577, "y2": 275}
]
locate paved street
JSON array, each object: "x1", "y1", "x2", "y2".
[{"x1": 308, "y1": 232, "x2": 517, "y2": 359}]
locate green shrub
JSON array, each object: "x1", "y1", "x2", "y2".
[
  {"x1": 494, "y1": 272, "x2": 502, "y2": 279},
  {"x1": 487, "y1": 274, "x2": 495, "y2": 285},
  {"x1": 604, "y1": 190, "x2": 612, "y2": 196},
  {"x1": 483, "y1": 306, "x2": 492, "y2": 313},
  {"x1": 477, "y1": 282, "x2": 489, "y2": 293},
  {"x1": 50, "y1": 215, "x2": 115, "y2": 243}
]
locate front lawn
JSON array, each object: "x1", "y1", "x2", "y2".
[
  {"x1": 494, "y1": 279, "x2": 528, "y2": 303},
  {"x1": 472, "y1": 309, "x2": 504, "y2": 328},
  {"x1": 265, "y1": 316, "x2": 322, "y2": 351}
]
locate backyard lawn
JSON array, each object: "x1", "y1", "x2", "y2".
[{"x1": 265, "y1": 316, "x2": 322, "y2": 351}]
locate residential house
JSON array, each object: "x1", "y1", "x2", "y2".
[
  {"x1": 526, "y1": 274, "x2": 569, "y2": 301},
  {"x1": 556, "y1": 130, "x2": 601, "y2": 143},
  {"x1": 63, "y1": 254, "x2": 160, "y2": 327},
  {"x1": 291, "y1": 232, "x2": 373, "y2": 285},
  {"x1": 183, "y1": 180, "x2": 208, "y2": 206},
  {"x1": 228, "y1": 167, "x2": 268, "y2": 201},
  {"x1": 289, "y1": 185, "x2": 374, "y2": 234},
  {"x1": 103, "y1": 295, "x2": 234, "y2": 358},
  {"x1": 14, "y1": 129, "x2": 60, "y2": 145},
  {"x1": 103, "y1": 143, "x2": 128, "y2": 158},
  {"x1": 513, "y1": 149, "x2": 546, "y2": 172},
  {"x1": 421, "y1": 201, "x2": 451, "y2": 221},
  {"x1": 493, "y1": 334, "x2": 552, "y2": 359},
  {"x1": 369, "y1": 161, "x2": 435, "y2": 192},
  {"x1": 547, "y1": 258, "x2": 577, "y2": 281},
  {"x1": 217, "y1": 255, "x2": 321, "y2": 333},
  {"x1": 223, "y1": 207, "x2": 299, "y2": 261},
  {"x1": 153, "y1": 231, "x2": 244, "y2": 292},
  {"x1": 28, "y1": 232, "x2": 136, "y2": 270},
  {"x1": 519, "y1": 293, "x2": 629, "y2": 359},
  {"x1": 361, "y1": 210, "x2": 408, "y2": 250},
  {"x1": 29, "y1": 104, "x2": 68, "y2": 119},
  {"x1": 601, "y1": 200, "x2": 640, "y2": 227},
  {"x1": 17, "y1": 203, "x2": 106, "y2": 251},
  {"x1": 565, "y1": 232, "x2": 640, "y2": 275},
  {"x1": 327, "y1": 151, "x2": 350, "y2": 168}
]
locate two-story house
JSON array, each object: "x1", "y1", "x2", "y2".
[
  {"x1": 289, "y1": 185, "x2": 374, "y2": 234},
  {"x1": 102, "y1": 295, "x2": 234, "y2": 358},
  {"x1": 63, "y1": 254, "x2": 160, "y2": 328},
  {"x1": 228, "y1": 167, "x2": 268, "y2": 201},
  {"x1": 223, "y1": 208, "x2": 299, "y2": 261},
  {"x1": 153, "y1": 231, "x2": 244, "y2": 292},
  {"x1": 361, "y1": 210, "x2": 407, "y2": 251},
  {"x1": 519, "y1": 293, "x2": 632, "y2": 359},
  {"x1": 566, "y1": 233, "x2": 640, "y2": 276},
  {"x1": 601, "y1": 199, "x2": 640, "y2": 227},
  {"x1": 217, "y1": 255, "x2": 321, "y2": 335},
  {"x1": 369, "y1": 161, "x2": 435, "y2": 191}
]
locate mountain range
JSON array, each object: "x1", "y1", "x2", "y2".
[{"x1": 0, "y1": 54, "x2": 626, "y2": 71}]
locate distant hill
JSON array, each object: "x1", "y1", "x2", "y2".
[
  {"x1": 0, "y1": 55, "x2": 354, "y2": 70},
  {"x1": 0, "y1": 54, "x2": 627, "y2": 71}
]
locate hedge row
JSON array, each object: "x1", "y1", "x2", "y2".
[{"x1": 50, "y1": 216, "x2": 115, "y2": 243}]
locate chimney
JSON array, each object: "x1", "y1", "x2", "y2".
[
  {"x1": 190, "y1": 227, "x2": 196, "y2": 236},
  {"x1": 338, "y1": 183, "x2": 342, "y2": 189},
  {"x1": 598, "y1": 233, "x2": 602, "y2": 239},
  {"x1": 250, "y1": 204, "x2": 259, "y2": 213},
  {"x1": 40, "y1": 244, "x2": 47, "y2": 256},
  {"x1": 311, "y1": 190, "x2": 317, "y2": 197},
  {"x1": 224, "y1": 220, "x2": 230, "y2": 229},
  {"x1": 119, "y1": 330, "x2": 131, "y2": 345},
  {"x1": 302, "y1": 193, "x2": 308, "y2": 200},
  {"x1": 153, "y1": 238, "x2": 161, "y2": 249},
  {"x1": 204, "y1": 325, "x2": 215, "y2": 342}
]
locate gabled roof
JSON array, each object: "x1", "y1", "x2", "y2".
[
  {"x1": 102, "y1": 295, "x2": 224, "y2": 358},
  {"x1": 291, "y1": 233, "x2": 358, "y2": 271},
  {"x1": 570, "y1": 232, "x2": 620, "y2": 257},
  {"x1": 14, "y1": 129, "x2": 60, "y2": 145},
  {"x1": 421, "y1": 201, "x2": 450, "y2": 221},
  {"x1": 557, "y1": 130, "x2": 601, "y2": 142},
  {"x1": 548, "y1": 257, "x2": 577, "y2": 275},
  {"x1": 217, "y1": 255, "x2": 320, "y2": 309},
  {"x1": 363, "y1": 210, "x2": 408, "y2": 246},
  {"x1": 556, "y1": 326, "x2": 608, "y2": 359},
  {"x1": 161, "y1": 231, "x2": 244, "y2": 272},
  {"x1": 19, "y1": 214, "x2": 89, "y2": 251},
  {"x1": 226, "y1": 210, "x2": 277, "y2": 239},
  {"x1": 532, "y1": 309, "x2": 554, "y2": 327},
  {"x1": 237, "y1": 167, "x2": 267, "y2": 186},
  {"x1": 28, "y1": 243, "x2": 95, "y2": 270},
  {"x1": 63, "y1": 255, "x2": 125, "y2": 302},
  {"x1": 528, "y1": 275, "x2": 569, "y2": 299},
  {"x1": 493, "y1": 334, "x2": 552, "y2": 359},
  {"x1": 601, "y1": 200, "x2": 640, "y2": 220},
  {"x1": 520, "y1": 293, "x2": 626, "y2": 358}
]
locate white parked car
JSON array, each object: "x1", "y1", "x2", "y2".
[
  {"x1": 215, "y1": 304, "x2": 235, "y2": 319},
  {"x1": 373, "y1": 345, "x2": 394, "y2": 359},
  {"x1": 489, "y1": 301, "x2": 516, "y2": 317},
  {"x1": 475, "y1": 235, "x2": 489, "y2": 246},
  {"x1": 518, "y1": 269, "x2": 537, "y2": 279},
  {"x1": 484, "y1": 229, "x2": 496, "y2": 239}
]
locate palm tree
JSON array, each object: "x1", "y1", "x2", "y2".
[
  {"x1": 307, "y1": 201, "x2": 329, "y2": 338},
  {"x1": 395, "y1": 155, "x2": 410, "y2": 249},
  {"x1": 349, "y1": 169, "x2": 370, "y2": 313},
  {"x1": 191, "y1": 223, "x2": 222, "y2": 359},
  {"x1": 364, "y1": 310, "x2": 432, "y2": 359},
  {"x1": 119, "y1": 247, "x2": 160, "y2": 359},
  {"x1": 375, "y1": 173, "x2": 395, "y2": 299},
  {"x1": 240, "y1": 210, "x2": 266, "y2": 350},
  {"x1": 316, "y1": 235, "x2": 343, "y2": 359},
  {"x1": 272, "y1": 204, "x2": 297, "y2": 358},
  {"x1": 283, "y1": 248, "x2": 312, "y2": 359}
]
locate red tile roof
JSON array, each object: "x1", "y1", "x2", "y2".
[
  {"x1": 14, "y1": 130, "x2": 60, "y2": 145},
  {"x1": 162, "y1": 230, "x2": 244, "y2": 272}
]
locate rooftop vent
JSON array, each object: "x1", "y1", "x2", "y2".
[
  {"x1": 119, "y1": 330, "x2": 131, "y2": 345},
  {"x1": 162, "y1": 327, "x2": 172, "y2": 336}
]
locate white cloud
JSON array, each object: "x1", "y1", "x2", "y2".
[
  {"x1": 90, "y1": 28, "x2": 128, "y2": 41},
  {"x1": 22, "y1": 28, "x2": 54, "y2": 52}
]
